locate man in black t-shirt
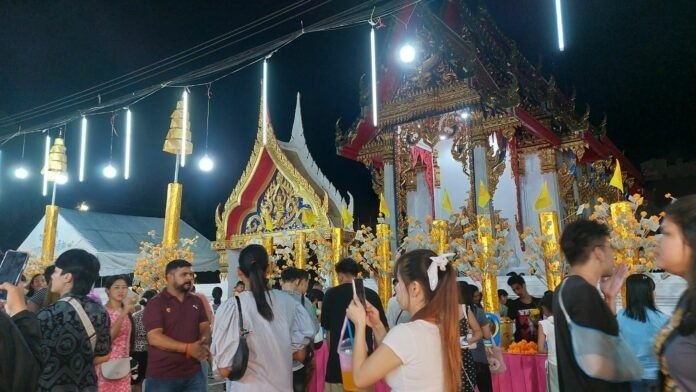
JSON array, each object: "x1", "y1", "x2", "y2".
[
  {"x1": 506, "y1": 273, "x2": 541, "y2": 342},
  {"x1": 554, "y1": 220, "x2": 631, "y2": 392},
  {"x1": 320, "y1": 258, "x2": 387, "y2": 391}
]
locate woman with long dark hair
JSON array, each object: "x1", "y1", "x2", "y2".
[
  {"x1": 346, "y1": 249, "x2": 462, "y2": 391},
  {"x1": 618, "y1": 274, "x2": 668, "y2": 391},
  {"x1": 461, "y1": 283, "x2": 493, "y2": 392},
  {"x1": 655, "y1": 195, "x2": 696, "y2": 391},
  {"x1": 95, "y1": 275, "x2": 134, "y2": 392},
  {"x1": 457, "y1": 282, "x2": 482, "y2": 392},
  {"x1": 211, "y1": 244, "x2": 315, "y2": 391}
]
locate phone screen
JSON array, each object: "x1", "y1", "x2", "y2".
[
  {"x1": 352, "y1": 278, "x2": 366, "y2": 306},
  {"x1": 0, "y1": 251, "x2": 29, "y2": 300}
]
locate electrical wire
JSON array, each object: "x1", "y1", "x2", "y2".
[{"x1": 0, "y1": 0, "x2": 429, "y2": 144}]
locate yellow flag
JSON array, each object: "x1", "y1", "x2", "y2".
[
  {"x1": 609, "y1": 159, "x2": 624, "y2": 192},
  {"x1": 301, "y1": 208, "x2": 315, "y2": 227},
  {"x1": 443, "y1": 189, "x2": 454, "y2": 214},
  {"x1": 340, "y1": 204, "x2": 354, "y2": 228},
  {"x1": 379, "y1": 193, "x2": 391, "y2": 217},
  {"x1": 534, "y1": 181, "x2": 553, "y2": 211},
  {"x1": 477, "y1": 180, "x2": 491, "y2": 208}
]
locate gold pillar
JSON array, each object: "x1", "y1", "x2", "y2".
[
  {"x1": 163, "y1": 183, "x2": 183, "y2": 246},
  {"x1": 263, "y1": 236, "x2": 274, "y2": 257},
  {"x1": 430, "y1": 220, "x2": 449, "y2": 255},
  {"x1": 217, "y1": 251, "x2": 228, "y2": 281},
  {"x1": 331, "y1": 228, "x2": 344, "y2": 287},
  {"x1": 295, "y1": 232, "x2": 307, "y2": 270},
  {"x1": 610, "y1": 201, "x2": 635, "y2": 306},
  {"x1": 477, "y1": 214, "x2": 499, "y2": 313},
  {"x1": 41, "y1": 205, "x2": 59, "y2": 263},
  {"x1": 538, "y1": 211, "x2": 563, "y2": 291},
  {"x1": 376, "y1": 223, "x2": 393, "y2": 308}
]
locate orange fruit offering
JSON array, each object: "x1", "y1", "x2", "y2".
[{"x1": 505, "y1": 340, "x2": 538, "y2": 355}]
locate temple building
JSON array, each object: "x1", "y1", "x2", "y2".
[{"x1": 336, "y1": 0, "x2": 642, "y2": 265}]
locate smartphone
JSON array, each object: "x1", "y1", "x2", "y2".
[
  {"x1": 0, "y1": 251, "x2": 29, "y2": 300},
  {"x1": 352, "y1": 278, "x2": 366, "y2": 307}
]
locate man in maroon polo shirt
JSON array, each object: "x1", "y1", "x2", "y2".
[{"x1": 143, "y1": 259, "x2": 211, "y2": 391}]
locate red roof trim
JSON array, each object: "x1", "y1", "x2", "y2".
[
  {"x1": 226, "y1": 149, "x2": 276, "y2": 238},
  {"x1": 514, "y1": 107, "x2": 561, "y2": 146}
]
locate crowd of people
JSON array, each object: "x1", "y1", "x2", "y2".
[{"x1": 1, "y1": 197, "x2": 696, "y2": 391}]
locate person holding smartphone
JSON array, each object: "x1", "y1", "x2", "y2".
[
  {"x1": 0, "y1": 282, "x2": 42, "y2": 391},
  {"x1": 321, "y1": 258, "x2": 387, "y2": 392}
]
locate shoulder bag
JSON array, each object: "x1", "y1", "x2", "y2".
[
  {"x1": 62, "y1": 297, "x2": 132, "y2": 380},
  {"x1": 227, "y1": 295, "x2": 250, "y2": 381},
  {"x1": 558, "y1": 278, "x2": 642, "y2": 382}
]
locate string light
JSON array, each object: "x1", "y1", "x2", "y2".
[
  {"x1": 124, "y1": 109, "x2": 132, "y2": 179},
  {"x1": 79, "y1": 116, "x2": 87, "y2": 182},
  {"x1": 198, "y1": 85, "x2": 214, "y2": 172},
  {"x1": 42, "y1": 135, "x2": 50, "y2": 196},
  {"x1": 14, "y1": 131, "x2": 29, "y2": 179},
  {"x1": 104, "y1": 114, "x2": 118, "y2": 179},
  {"x1": 370, "y1": 26, "x2": 378, "y2": 127},
  {"x1": 555, "y1": 0, "x2": 565, "y2": 51},
  {"x1": 262, "y1": 58, "x2": 268, "y2": 145},
  {"x1": 181, "y1": 90, "x2": 188, "y2": 167}
]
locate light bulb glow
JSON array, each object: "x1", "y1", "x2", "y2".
[
  {"x1": 42, "y1": 135, "x2": 50, "y2": 196},
  {"x1": 555, "y1": 0, "x2": 565, "y2": 51},
  {"x1": 181, "y1": 91, "x2": 188, "y2": 167},
  {"x1": 56, "y1": 173, "x2": 68, "y2": 185},
  {"x1": 103, "y1": 164, "x2": 117, "y2": 179},
  {"x1": 262, "y1": 59, "x2": 268, "y2": 145},
  {"x1": 399, "y1": 44, "x2": 416, "y2": 63},
  {"x1": 79, "y1": 116, "x2": 87, "y2": 182},
  {"x1": 78, "y1": 202, "x2": 89, "y2": 211},
  {"x1": 461, "y1": 111, "x2": 470, "y2": 119},
  {"x1": 198, "y1": 154, "x2": 214, "y2": 172},
  {"x1": 124, "y1": 109, "x2": 132, "y2": 179},
  {"x1": 15, "y1": 166, "x2": 29, "y2": 179},
  {"x1": 370, "y1": 27, "x2": 378, "y2": 127}
]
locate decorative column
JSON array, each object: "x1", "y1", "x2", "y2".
[
  {"x1": 610, "y1": 201, "x2": 636, "y2": 307},
  {"x1": 383, "y1": 158, "x2": 398, "y2": 251},
  {"x1": 538, "y1": 211, "x2": 563, "y2": 290},
  {"x1": 331, "y1": 228, "x2": 344, "y2": 287},
  {"x1": 41, "y1": 205, "x2": 59, "y2": 263},
  {"x1": 294, "y1": 232, "x2": 307, "y2": 270},
  {"x1": 162, "y1": 183, "x2": 183, "y2": 246},
  {"x1": 477, "y1": 214, "x2": 499, "y2": 314},
  {"x1": 263, "y1": 236, "x2": 274, "y2": 258},
  {"x1": 376, "y1": 223, "x2": 393, "y2": 308},
  {"x1": 217, "y1": 251, "x2": 228, "y2": 281},
  {"x1": 430, "y1": 220, "x2": 449, "y2": 255}
]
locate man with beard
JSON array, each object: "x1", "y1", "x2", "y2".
[{"x1": 143, "y1": 259, "x2": 211, "y2": 391}]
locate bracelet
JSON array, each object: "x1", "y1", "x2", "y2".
[{"x1": 184, "y1": 343, "x2": 190, "y2": 359}]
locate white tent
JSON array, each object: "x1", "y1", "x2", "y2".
[{"x1": 18, "y1": 209, "x2": 219, "y2": 276}]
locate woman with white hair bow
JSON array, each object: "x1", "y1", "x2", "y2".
[{"x1": 346, "y1": 249, "x2": 464, "y2": 392}]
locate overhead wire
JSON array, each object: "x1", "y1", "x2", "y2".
[
  {"x1": 0, "y1": 0, "x2": 316, "y2": 126},
  {"x1": 0, "y1": 0, "x2": 429, "y2": 144}
]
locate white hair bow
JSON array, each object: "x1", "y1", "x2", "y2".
[{"x1": 428, "y1": 253, "x2": 454, "y2": 290}]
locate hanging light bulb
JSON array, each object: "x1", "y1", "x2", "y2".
[
  {"x1": 198, "y1": 154, "x2": 214, "y2": 172},
  {"x1": 399, "y1": 44, "x2": 416, "y2": 63},
  {"x1": 14, "y1": 166, "x2": 29, "y2": 179},
  {"x1": 56, "y1": 173, "x2": 69, "y2": 185},
  {"x1": 103, "y1": 163, "x2": 117, "y2": 179}
]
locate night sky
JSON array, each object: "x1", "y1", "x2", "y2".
[{"x1": 1, "y1": 0, "x2": 694, "y2": 251}]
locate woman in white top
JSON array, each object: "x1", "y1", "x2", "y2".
[
  {"x1": 211, "y1": 244, "x2": 315, "y2": 392},
  {"x1": 346, "y1": 249, "x2": 462, "y2": 391},
  {"x1": 537, "y1": 291, "x2": 557, "y2": 392}
]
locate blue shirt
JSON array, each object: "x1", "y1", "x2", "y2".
[{"x1": 617, "y1": 309, "x2": 669, "y2": 380}]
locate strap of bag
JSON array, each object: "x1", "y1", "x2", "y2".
[
  {"x1": 61, "y1": 297, "x2": 97, "y2": 351},
  {"x1": 395, "y1": 310, "x2": 404, "y2": 324},
  {"x1": 234, "y1": 296, "x2": 247, "y2": 337},
  {"x1": 558, "y1": 278, "x2": 572, "y2": 324}
]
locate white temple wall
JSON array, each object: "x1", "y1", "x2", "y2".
[
  {"x1": 433, "y1": 137, "x2": 472, "y2": 220},
  {"x1": 406, "y1": 170, "x2": 433, "y2": 228},
  {"x1": 492, "y1": 153, "x2": 523, "y2": 268}
]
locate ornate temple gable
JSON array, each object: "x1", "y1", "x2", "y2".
[
  {"x1": 278, "y1": 93, "x2": 349, "y2": 224},
  {"x1": 214, "y1": 105, "x2": 333, "y2": 246}
]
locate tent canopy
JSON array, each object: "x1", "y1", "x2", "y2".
[{"x1": 19, "y1": 209, "x2": 219, "y2": 276}]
